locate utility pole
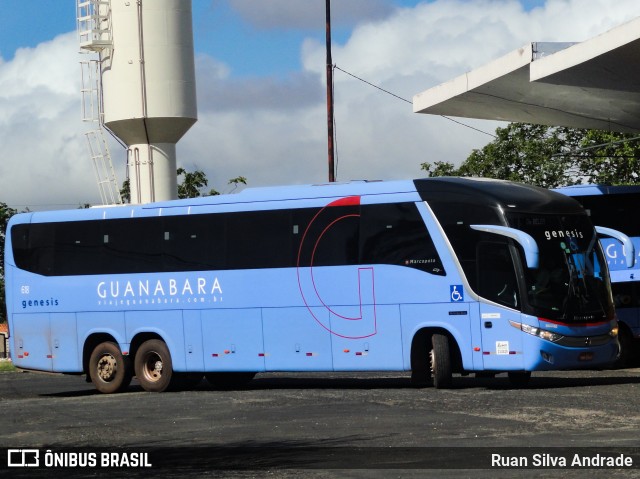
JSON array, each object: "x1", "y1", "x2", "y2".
[{"x1": 326, "y1": 0, "x2": 335, "y2": 182}]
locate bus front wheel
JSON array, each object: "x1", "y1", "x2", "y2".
[
  {"x1": 134, "y1": 339, "x2": 173, "y2": 392},
  {"x1": 430, "y1": 333, "x2": 453, "y2": 389},
  {"x1": 88, "y1": 341, "x2": 132, "y2": 394}
]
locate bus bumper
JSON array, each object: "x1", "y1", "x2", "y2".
[{"x1": 521, "y1": 335, "x2": 620, "y2": 371}]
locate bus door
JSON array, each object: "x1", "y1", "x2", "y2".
[{"x1": 475, "y1": 242, "x2": 525, "y2": 370}]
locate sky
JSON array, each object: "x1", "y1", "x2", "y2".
[{"x1": 0, "y1": 0, "x2": 638, "y2": 210}]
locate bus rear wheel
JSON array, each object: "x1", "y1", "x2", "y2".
[
  {"x1": 89, "y1": 341, "x2": 132, "y2": 394},
  {"x1": 430, "y1": 333, "x2": 453, "y2": 389},
  {"x1": 135, "y1": 339, "x2": 173, "y2": 392}
]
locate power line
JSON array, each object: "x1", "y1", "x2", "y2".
[
  {"x1": 552, "y1": 134, "x2": 640, "y2": 158},
  {"x1": 334, "y1": 65, "x2": 413, "y2": 105},
  {"x1": 333, "y1": 64, "x2": 497, "y2": 138}
]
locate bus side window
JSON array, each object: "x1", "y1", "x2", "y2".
[
  {"x1": 27, "y1": 223, "x2": 55, "y2": 276},
  {"x1": 10, "y1": 224, "x2": 32, "y2": 272},
  {"x1": 296, "y1": 206, "x2": 359, "y2": 268},
  {"x1": 227, "y1": 210, "x2": 293, "y2": 269},
  {"x1": 102, "y1": 218, "x2": 163, "y2": 274},
  {"x1": 162, "y1": 214, "x2": 226, "y2": 271},
  {"x1": 476, "y1": 242, "x2": 520, "y2": 309},
  {"x1": 54, "y1": 221, "x2": 102, "y2": 275},
  {"x1": 360, "y1": 203, "x2": 445, "y2": 275}
]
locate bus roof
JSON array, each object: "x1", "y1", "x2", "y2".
[
  {"x1": 554, "y1": 184, "x2": 640, "y2": 196},
  {"x1": 416, "y1": 177, "x2": 584, "y2": 214},
  {"x1": 11, "y1": 177, "x2": 585, "y2": 225},
  {"x1": 11, "y1": 179, "x2": 418, "y2": 224}
]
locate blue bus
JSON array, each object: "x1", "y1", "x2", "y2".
[
  {"x1": 4, "y1": 178, "x2": 622, "y2": 393},
  {"x1": 555, "y1": 184, "x2": 640, "y2": 366}
]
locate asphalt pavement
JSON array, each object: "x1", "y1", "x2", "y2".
[{"x1": 1, "y1": 368, "x2": 639, "y2": 478}]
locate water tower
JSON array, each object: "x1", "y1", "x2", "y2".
[{"x1": 79, "y1": 0, "x2": 197, "y2": 204}]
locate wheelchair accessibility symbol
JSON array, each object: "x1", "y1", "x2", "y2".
[{"x1": 450, "y1": 285, "x2": 464, "y2": 302}]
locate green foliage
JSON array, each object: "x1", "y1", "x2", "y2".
[
  {"x1": 421, "y1": 123, "x2": 640, "y2": 188},
  {"x1": 573, "y1": 130, "x2": 640, "y2": 184},
  {"x1": 177, "y1": 168, "x2": 211, "y2": 199},
  {"x1": 121, "y1": 170, "x2": 248, "y2": 201},
  {"x1": 120, "y1": 178, "x2": 130, "y2": 203},
  {"x1": 227, "y1": 176, "x2": 248, "y2": 192},
  {"x1": 0, "y1": 360, "x2": 17, "y2": 372}
]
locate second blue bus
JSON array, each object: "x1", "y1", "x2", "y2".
[{"x1": 556, "y1": 184, "x2": 640, "y2": 366}]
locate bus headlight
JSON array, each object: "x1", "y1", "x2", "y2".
[
  {"x1": 509, "y1": 320, "x2": 564, "y2": 343},
  {"x1": 609, "y1": 323, "x2": 619, "y2": 338}
]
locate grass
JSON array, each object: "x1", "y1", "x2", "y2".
[{"x1": 0, "y1": 360, "x2": 17, "y2": 372}]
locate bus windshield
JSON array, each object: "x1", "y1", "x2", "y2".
[{"x1": 506, "y1": 213, "x2": 614, "y2": 323}]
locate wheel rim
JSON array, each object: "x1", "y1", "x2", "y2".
[
  {"x1": 429, "y1": 349, "x2": 436, "y2": 376},
  {"x1": 142, "y1": 351, "x2": 164, "y2": 383},
  {"x1": 97, "y1": 353, "x2": 117, "y2": 382}
]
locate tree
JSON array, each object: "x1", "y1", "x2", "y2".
[
  {"x1": 0, "y1": 203, "x2": 17, "y2": 323},
  {"x1": 121, "y1": 169, "x2": 248, "y2": 202},
  {"x1": 573, "y1": 130, "x2": 640, "y2": 184},
  {"x1": 120, "y1": 179, "x2": 130, "y2": 203},
  {"x1": 421, "y1": 123, "x2": 640, "y2": 187},
  {"x1": 177, "y1": 168, "x2": 211, "y2": 199}
]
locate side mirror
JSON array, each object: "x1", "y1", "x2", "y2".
[
  {"x1": 470, "y1": 225, "x2": 539, "y2": 269},
  {"x1": 595, "y1": 226, "x2": 635, "y2": 268}
]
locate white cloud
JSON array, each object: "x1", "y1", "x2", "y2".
[
  {"x1": 2, "y1": 1, "x2": 640, "y2": 209},
  {"x1": 229, "y1": 0, "x2": 395, "y2": 30},
  {"x1": 293, "y1": 0, "x2": 640, "y2": 183},
  {"x1": 0, "y1": 32, "x2": 109, "y2": 210}
]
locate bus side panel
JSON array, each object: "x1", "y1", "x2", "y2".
[
  {"x1": 182, "y1": 310, "x2": 205, "y2": 372},
  {"x1": 331, "y1": 304, "x2": 403, "y2": 371},
  {"x1": 125, "y1": 311, "x2": 186, "y2": 370},
  {"x1": 201, "y1": 309, "x2": 265, "y2": 372},
  {"x1": 11, "y1": 313, "x2": 52, "y2": 372},
  {"x1": 262, "y1": 307, "x2": 333, "y2": 371},
  {"x1": 50, "y1": 313, "x2": 80, "y2": 372},
  {"x1": 77, "y1": 311, "x2": 126, "y2": 359},
  {"x1": 400, "y1": 303, "x2": 473, "y2": 370}
]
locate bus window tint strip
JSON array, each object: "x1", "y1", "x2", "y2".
[{"x1": 11, "y1": 203, "x2": 445, "y2": 276}]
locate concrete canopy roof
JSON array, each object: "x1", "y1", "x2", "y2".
[{"x1": 413, "y1": 17, "x2": 640, "y2": 133}]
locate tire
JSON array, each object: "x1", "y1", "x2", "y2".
[
  {"x1": 134, "y1": 339, "x2": 173, "y2": 392},
  {"x1": 614, "y1": 326, "x2": 634, "y2": 368},
  {"x1": 205, "y1": 372, "x2": 256, "y2": 389},
  {"x1": 430, "y1": 333, "x2": 452, "y2": 389},
  {"x1": 508, "y1": 371, "x2": 531, "y2": 387},
  {"x1": 88, "y1": 341, "x2": 132, "y2": 394}
]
